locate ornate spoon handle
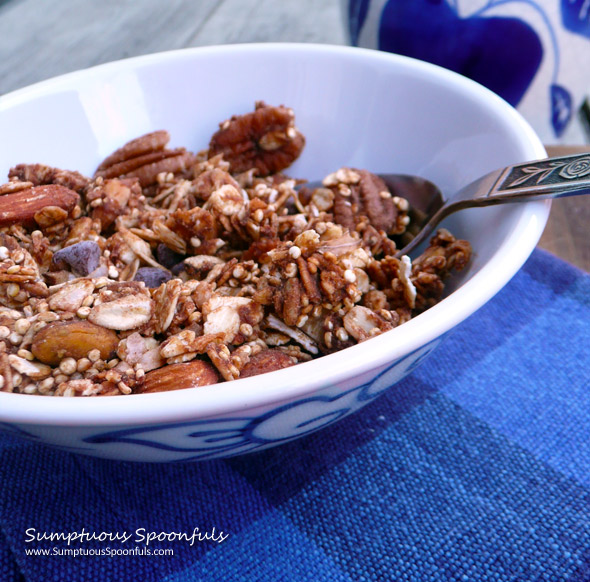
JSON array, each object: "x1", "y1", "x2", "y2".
[
  {"x1": 395, "y1": 152, "x2": 590, "y2": 257},
  {"x1": 485, "y1": 152, "x2": 590, "y2": 201}
]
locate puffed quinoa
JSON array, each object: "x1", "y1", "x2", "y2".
[
  {"x1": 0, "y1": 102, "x2": 471, "y2": 396},
  {"x1": 59, "y1": 358, "x2": 77, "y2": 375}
]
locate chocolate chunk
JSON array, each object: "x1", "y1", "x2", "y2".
[
  {"x1": 156, "y1": 243, "x2": 185, "y2": 270},
  {"x1": 133, "y1": 267, "x2": 173, "y2": 288},
  {"x1": 52, "y1": 240, "x2": 101, "y2": 276}
]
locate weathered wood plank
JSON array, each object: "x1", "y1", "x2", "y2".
[
  {"x1": 0, "y1": 0, "x2": 219, "y2": 93},
  {"x1": 540, "y1": 145, "x2": 590, "y2": 272},
  {"x1": 539, "y1": 197, "x2": 590, "y2": 271},
  {"x1": 0, "y1": 0, "x2": 345, "y2": 95},
  {"x1": 187, "y1": 0, "x2": 346, "y2": 45}
]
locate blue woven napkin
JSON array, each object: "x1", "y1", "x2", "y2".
[{"x1": 1, "y1": 248, "x2": 589, "y2": 582}]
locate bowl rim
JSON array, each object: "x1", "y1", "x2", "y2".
[{"x1": 0, "y1": 43, "x2": 549, "y2": 426}]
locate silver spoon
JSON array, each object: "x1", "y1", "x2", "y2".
[
  {"x1": 393, "y1": 151, "x2": 590, "y2": 257},
  {"x1": 308, "y1": 152, "x2": 590, "y2": 257}
]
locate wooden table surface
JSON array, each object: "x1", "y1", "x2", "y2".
[{"x1": 1, "y1": 0, "x2": 588, "y2": 271}]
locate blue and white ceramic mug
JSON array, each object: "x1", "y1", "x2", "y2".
[{"x1": 343, "y1": 0, "x2": 590, "y2": 144}]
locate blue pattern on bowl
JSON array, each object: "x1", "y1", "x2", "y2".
[{"x1": 0, "y1": 341, "x2": 440, "y2": 461}]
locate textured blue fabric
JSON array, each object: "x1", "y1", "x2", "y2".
[{"x1": 1, "y1": 248, "x2": 589, "y2": 581}]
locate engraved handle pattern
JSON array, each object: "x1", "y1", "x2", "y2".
[
  {"x1": 493, "y1": 153, "x2": 590, "y2": 197},
  {"x1": 395, "y1": 152, "x2": 590, "y2": 258}
]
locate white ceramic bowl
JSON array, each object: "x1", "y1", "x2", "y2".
[{"x1": 0, "y1": 44, "x2": 548, "y2": 462}]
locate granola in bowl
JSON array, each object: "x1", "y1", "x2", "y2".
[{"x1": 0, "y1": 101, "x2": 471, "y2": 396}]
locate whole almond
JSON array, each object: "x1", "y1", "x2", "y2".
[
  {"x1": 239, "y1": 349, "x2": 296, "y2": 378},
  {"x1": 0, "y1": 185, "x2": 79, "y2": 227},
  {"x1": 138, "y1": 360, "x2": 219, "y2": 393},
  {"x1": 31, "y1": 320, "x2": 119, "y2": 366}
]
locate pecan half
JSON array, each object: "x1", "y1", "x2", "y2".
[
  {"x1": 95, "y1": 130, "x2": 170, "y2": 174},
  {"x1": 94, "y1": 131, "x2": 196, "y2": 187},
  {"x1": 326, "y1": 168, "x2": 409, "y2": 236},
  {"x1": 208, "y1": 102, "x2": 305, "y2": 176}
]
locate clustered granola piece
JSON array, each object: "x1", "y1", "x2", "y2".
[{"x1": 0, "y1": 102, "x2": 471, "y2": 396}]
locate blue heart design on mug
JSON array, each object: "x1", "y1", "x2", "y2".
[
  {"x1": 561, "y1": 0, "x2": 590, "y2": 39},
  {"x1": 377, "y1": 0, "x2": 544, "y2": 107}
]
